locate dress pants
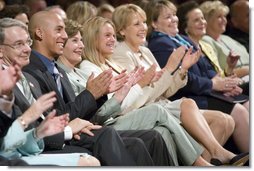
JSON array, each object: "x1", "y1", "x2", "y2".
[
  {"x1": 111, "y1": 103, "x2": 203, "y2": 166},
  {"x1": 118, "y1": 129, "x2": 172, "y2": 166},
  {"x1": 69, "y1": 126, "x2": 153, "y2": 166},
  {"x1": 0, "y1": 156, "x2": 28, "y2": 166}
]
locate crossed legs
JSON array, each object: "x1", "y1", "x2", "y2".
[{"x1": 180, "y1": 98, "x2": 237, "y2": 163}]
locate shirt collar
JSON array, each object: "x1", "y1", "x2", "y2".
[{"x1": 32, "y1": 50, "x2": 56, "y2": 74}]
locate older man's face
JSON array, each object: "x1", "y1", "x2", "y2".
[{"x1": 1, "y1": 26, "x2": 31, "y2": 68}]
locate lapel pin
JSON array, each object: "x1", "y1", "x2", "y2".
[{"x1": 29, "y1": 82, "x2": 34, "y2": 88}]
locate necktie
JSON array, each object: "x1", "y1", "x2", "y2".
[
  {"x1": 20, "y1": 74, "x2": 34, "y2": 104},
  {"x1": 53, "y1": 64, "x2": 63, "y2": 97}
]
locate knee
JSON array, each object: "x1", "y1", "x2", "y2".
[
  {"x1": 78, "y1": 155, "x2": 101, "y2": 166},
  {"x1": 147, "y1": 103, "x2": 167, "y2": 115},
  {"x1": 131, "y1": 137, "x2": 146, "y2": 148},
  {"x1": 100, "y1": 126, "x2": 119, "y2": 137},
  {"x1": 231, "y1": 104, "x2": 249, "y2": 126},
  {"x1": 147, "y1": 130, "x2": 163, "y2": 141},
  {"x1": 231, "y1": 103, "x2": 249, "y2": 119},
  {"x1": 212, "y1": 111, "x2": 235, "y2": 136},
  {"x1": 222, "y1": 113, "x2": 235, "y2": 134},
  {"x1": 181, "y1": 98, "x2": 196, "y2": 108},
  {"x1": 180, "y1": 98, "x2": 198, "y2": 117},
  {"x1": 243, "y1": 101, "x2": 249, "y2": 111},
  {"x1": 214, "y1": 111, "x2": 234, "y2": 127}
]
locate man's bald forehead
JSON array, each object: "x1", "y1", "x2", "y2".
[{"x1": 29, "y1": 11, "x2": 61, "y2": 29}]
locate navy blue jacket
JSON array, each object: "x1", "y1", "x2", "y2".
[{"x1": 148, "y1": 31, "x2": 217, "y2": 109}]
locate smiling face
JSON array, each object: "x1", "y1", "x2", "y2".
[
  {"x1": 186, "y1": 8, "x2": 207, "y2": 41},
  {"x1": 97, "y1": 22, "x2": 116, "y2": 59},
  {"x1": 39, "y1": 13, "x2": 68, "y2": 59},
  {"x1": 0, "y1": 26, "x2": 31, "y2": 68},
  {"x1": 63, "y1": 31, "x2": 84, "y2": 66},
  {"x1": 206, "y1": 9, "x2": 227, "y2": 35},
  {"x1": 120, "y1": 12, "x2": 147, "y2": 52},
  {"x1": 152, "y1": 6, "x2": 179, "y2": 36}
]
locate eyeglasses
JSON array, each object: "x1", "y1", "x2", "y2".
[{"x1": 1, "y1": 39, "x2": 33, "y2": 50}]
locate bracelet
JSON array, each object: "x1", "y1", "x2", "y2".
[
  {"x1": 178, "y1": 66, "x2": 188, "y2": 80},
  {"x1": 18, "y1": 116, "x2": 28, "y2": 129},
  {"x1": 224, "y1": 67, "x2": 234, "y2": 76}
]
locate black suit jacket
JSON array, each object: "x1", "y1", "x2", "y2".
[
  {"x1": 23, "y1": 51, "x2": 98, "y2": 121},
  {"x1": 0, "y1": 111, "x2": 13, "y2": 138},
  {"x1": 13, "y1": 72, "x2": 65, "y2": 150},
  {"x1": 0, "y1": 96, "x2": 22, "y2": 138},
  {"x1": 22, "y1": 51, "x2": 112, "y2": 151},
  {"x1": 13, "y1": 72, "x2": 41, "y2": 114}
]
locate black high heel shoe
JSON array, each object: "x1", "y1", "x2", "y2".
[
  {"x1": 210, "y1": 152, "x2": 249, "y2": 166},
  {"x1": 229, "y1": 152, "x2": 249, "y2": 166},
  {"x1": 210, "y1": 158, "x2": 223, "y2": 166}
]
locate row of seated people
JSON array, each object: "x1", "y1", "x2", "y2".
[
  {"x1": 0, "y1": 0, "x2": 249, "y2": 76},
  {"x1": 0, "y1": 0, "x2": 250, "y2": 167},
  {"x1": 0, "y1": 0, "x2": 250, "y2": 56},
  {"x1": 0, "y1": 16, "x2": 171, "y2": 166}
]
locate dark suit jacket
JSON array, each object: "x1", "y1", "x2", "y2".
[
  {"x1": 22, "y1": 51, "x2": 114, "y2": 151},
  {"x1": 13, "y1": 72, "x2": 42, "y2": 114},
  {"x1": 0, "y1": 111, "x2": 13, "y2": 138},
  {"x1": 23, "y1": 51, "x2": 98, "y2": 121},
  {"x1": 0, "y1": 96, "x2": 22, "y2": 138},
  {"x1": 148, "y1": 31, "x2": 217, "y2": 109},
  {"x1": 12, "y1": 72, "x2": 65, "y2": 150}
]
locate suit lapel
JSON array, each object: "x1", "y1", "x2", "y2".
[
  {"x1": 105, "y1": 59, "x2": 123, "y2": 74},
  {"x1": 13, "y1": 85, "x2": 31, "y2": 112},
  {"x1": 58, "y1": 67, "x2": 76, "y2": 102},
  {"x1": 23, "y1": 72, "x2": 42, "y2": 99}
]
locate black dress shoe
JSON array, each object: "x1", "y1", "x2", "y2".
[{"x1": 210, "y1": 152, "x2": 249, "y2": 166}]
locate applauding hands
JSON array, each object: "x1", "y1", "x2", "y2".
[
  {"x1": 0, "y1": 60, "x2": 21, "y2": 96},
  {"x1": 86, "y1": 69, "x2": 113, "y2": 99},
  {"x1": 164, "y1": 46, "x2": 200, "y2": 74}
]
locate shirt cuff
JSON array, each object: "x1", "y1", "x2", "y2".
[
  {"x1": 64, "y1": 125, "x2": 73, "y2": 140},
  {"x1": 0, "y1": 93, "x2": 14, "y2": 117}
]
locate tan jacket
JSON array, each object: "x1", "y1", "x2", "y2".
[{"x1": 111, "y1": 41, "x2": 187, "y2": 109}]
